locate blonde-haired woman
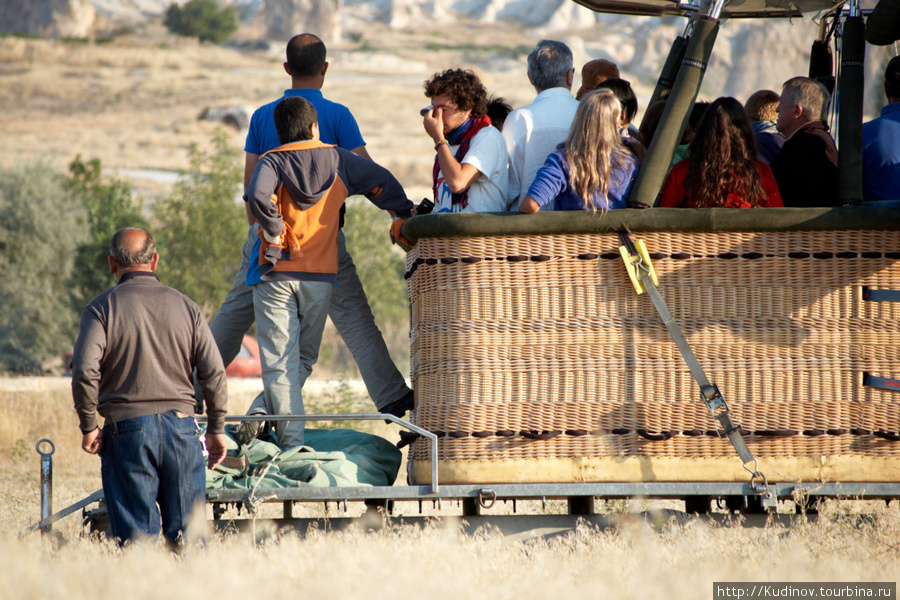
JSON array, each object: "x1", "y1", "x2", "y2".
[{"x1": 520, "y1": 90, "x2": 639, "y2": 213}]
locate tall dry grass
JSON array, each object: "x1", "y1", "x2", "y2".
[
  {"x1": 2, "y1": 499, "x2": 899, "y2": 600},
  {"x1": 2, "y1": 378, "x2": 900, "y2": 599}
]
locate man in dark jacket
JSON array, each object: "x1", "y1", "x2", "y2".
[
  {"x1": 771, "y1": 76, "x2": 839, "y2": 207},
  {"x1": 245, "y1": 97, "x2": 414, "y2": 448},
  {"x1": 72, "y1": 228, "x2": 228, "y2": 546}
]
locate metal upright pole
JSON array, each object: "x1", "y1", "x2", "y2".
[
  {"x1": 36, "y1": 439, "x2": 55, "y2": 536},
  {"x1": 838, "y1": 0, "x2": 866, "y2": 204},
  {"x1": 630, "y1": 5, "x2": 722, "y2": 208},
  {"x1": 641, "y1": 23, "x2": 692, "y2": 123}
]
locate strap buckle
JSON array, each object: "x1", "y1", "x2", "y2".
[{"x1": 618, "y1": 238, "x2": 658, "y2": 294}]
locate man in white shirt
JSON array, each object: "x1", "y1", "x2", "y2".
[{"x1": 502, "y1": 40, "x2": 579, "y2": 211}]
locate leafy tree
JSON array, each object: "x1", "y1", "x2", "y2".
[
  {"x1": 320, "y1": 198, "x2": 410, "y2": 375},
  {"x1": 0, "y1": 160, "x2": 89, "y2": 373},
  {"x1": 342, "y1": 198, "x2": 409, "y2": 326},
  {"x1": 66, "y1": 156, "x2": 149, "y2": 315},
  {"x1": 153, "y1": 131, "x2": 245, "y2": 318},
  {"x1": 164, "y1": 0, "x2": 238, "y2": 44}
]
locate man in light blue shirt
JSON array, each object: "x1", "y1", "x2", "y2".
[{"x1": 862, "y1": 55, "x2": 900, "y2": 201}]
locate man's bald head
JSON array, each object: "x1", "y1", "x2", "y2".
[
  {"x1": 110, "y1": 228, "x2": 156, "y2": 269},
  {"x1": 286, "y1": 33, "x2": 327, "y2": 79}
]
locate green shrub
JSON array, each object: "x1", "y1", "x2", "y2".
[
  {"x1": 0, "y1": 160, "x2": 89, "y2": 373},
  {"x1": 153, "y1": 131, "x2": 245, "y2": 318},
  {"x1": 342, "y1": 199, "x2": 409, "y2": 327},
  {"x1": 164, "y1": 0, "x2": 237, "y2": 44},
  {"x1": 66, "y1": 156, "x2": 149, "y2": 316},
  {"x1": 318, "y1": 198, "x2": 411, "y2": 377}
]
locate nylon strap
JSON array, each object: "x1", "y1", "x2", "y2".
[
  {"x1": 863, "y1": 373, "x2": 900, "y2": 392},
  {"x1": 618, "y1": 232, "x2": 759, "y2": 470},
  {"x1": 862, "y1": 287, "x2": 900, "y2": 302}
]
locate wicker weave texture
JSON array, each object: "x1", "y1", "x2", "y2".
[{"x1": 406, "y1": 231, "x2": 900, "y2": 469}]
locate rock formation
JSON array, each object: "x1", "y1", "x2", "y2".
[
  {"x1": 265, "y1": 0, "x2": 342, "y2": 43},
  {"x1": 0, "y1": 0, "x2": 96, "y2": 38}
]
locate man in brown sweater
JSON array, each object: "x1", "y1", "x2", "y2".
[{"x1": 72, "y1": 228, "x2": 227, "y2": 546}]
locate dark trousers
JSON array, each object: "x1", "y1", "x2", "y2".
[{"x1": 100, "y1": 411, "x2": 206, "y2": 545}]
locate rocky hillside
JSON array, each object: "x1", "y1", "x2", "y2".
[{"x1": 1, "y1": 0, "x2": 892, "y2": 113}]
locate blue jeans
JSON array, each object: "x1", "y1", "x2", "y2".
[
  {"x1": 100, "y1": 412, "x2": 206, "y2": 545},
  {"x1": 207, "y1": 227, "x2": 411, "y2": 410}
]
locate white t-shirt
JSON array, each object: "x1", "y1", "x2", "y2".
[
  {"x1": 434, "y1": 125, "x2": 509, "y2": 213},
  {"x1": 502, "y1": 87, "x2": 579, "y2": 211}
]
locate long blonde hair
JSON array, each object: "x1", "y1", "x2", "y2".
[{"x1": 565, "y1": 90, "x2": 630, "y2": 211}]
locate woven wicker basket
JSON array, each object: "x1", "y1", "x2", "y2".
[{"x1": 402, "y1": 209, "x2": 900, "y2": 484}]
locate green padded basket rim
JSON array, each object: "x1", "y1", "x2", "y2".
[{"x1": 401, "y1": 207, "x2": 900, "y2": 244}]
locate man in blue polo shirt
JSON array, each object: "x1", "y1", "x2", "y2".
[
  {"x1": 862, "y1": 55, "x2": 900, "y2": 201},
  {"x1": 208, "y1": 33, "x2": 414, "y2": 430}
]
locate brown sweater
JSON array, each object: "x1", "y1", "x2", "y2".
[{"x1": 71, "y1": 272, "x2": 228, "y2": 434}]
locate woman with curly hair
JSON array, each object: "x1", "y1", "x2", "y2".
[
  {"x1": 423, "y1": 68, "x2": 509, "y2": 212},
  {"x1": 520, "y1": 89, "x2": 639, "y2": 213},
  {"x1": 658, "y1": 96, "x2": 783, "y2": 208}
]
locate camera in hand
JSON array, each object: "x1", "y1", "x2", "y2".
[{"x1": 417, "y1": 198, "x2": 435, "y2": 215}]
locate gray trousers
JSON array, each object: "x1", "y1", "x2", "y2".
[
  {"x1": 253, "y1": 279, "x2": 332, "y2": 448},
  {"x1": 207, "y1": 225, "x2": 410, "y2": 410}
]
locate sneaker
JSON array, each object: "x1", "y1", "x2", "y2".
[{"x1": 234, "y1": 420, "x2": 262, "y2": 447}]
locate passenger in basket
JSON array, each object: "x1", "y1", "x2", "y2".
[
  {"x1": 519, "y1": 90, "x2": 640, "y2": 213},
  {"x1": 658, "y1": 97, "x2": 783, "y2": 208},
  {"x1": 503, "y1": 40, "x2": 579, "y2": 211},
  {"x1": 770, "y1": 76, "x2": 839, "y2": 207},
  {"x1": 596, "y1": 77, "x2": 646, "y2": 162},
  {"x1": 423, "y1": 68, "x2": 509, "y2": 213},
  {"x1": 486, "y1": 95, "x2": 513, "y2": 132},
  {"x1": 575, "y1": 58, "x2": 619, "y2": 101},
  {"x1": 744, "y1": 89, "x2": 786, "y2": 166},
  {"x1": 862, "y1": 55, "x2": 900, "y2": 201},
  {"x1": 245, "y1": 97, "x2": 415, "y2": 449}
]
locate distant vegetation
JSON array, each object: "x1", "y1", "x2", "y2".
[
  {"x1": 66, "y1": 156, "x2": 150, "y2": 320},
  {"x1": 163, "y1": 0, "x2": 237, "y2": 44},
  {"x1": 152, "y1": 132, "x2": 245, "y2": 319},
  {"x1": 0, "y1": 160, "x2": 88, "y2": 374},
  {"x1": 0, "y1": 138, "x2": 240, "y2": 373}
]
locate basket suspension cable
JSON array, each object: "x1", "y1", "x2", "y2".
[{"x1": 617, "y1": 232, "x2": 769, "y2": 494}]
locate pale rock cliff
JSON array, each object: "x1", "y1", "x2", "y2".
[
  {"x1": 265, "y1": 0, "x2": 342, "y2": 43},
  {"x1": 1, "y1": 0, "x2": 96, "y2": 38}
]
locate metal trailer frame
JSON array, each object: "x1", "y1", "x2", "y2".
[{"x1": 32, "y1": 413, "x2": 900, "y2": 538}]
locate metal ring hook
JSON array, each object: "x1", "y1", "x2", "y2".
[
  {"x1": 477, "y1": 489, "x2": 496, "y2": 510},
  {"x1": 749, "y1": 470, "x2": 769, "y2": 495},
  {"x1": 36, "y1": 439, "x2": 55, "y2": 457}
]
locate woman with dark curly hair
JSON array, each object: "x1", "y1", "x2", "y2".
[
  {"x1": 422, "y1": 68, "x2": 509, "y2": 212},
  {"x1": 658, "y1": 97, "x2": 783, "y2": 208}
]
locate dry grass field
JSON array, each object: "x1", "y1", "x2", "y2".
[{"x1": 2, "y1": 379, "x2": 899, "y2": 599}]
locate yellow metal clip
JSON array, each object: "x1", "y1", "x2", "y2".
[{"x1": 618, "y1": 239, "x2": 659, "y2": 295}]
